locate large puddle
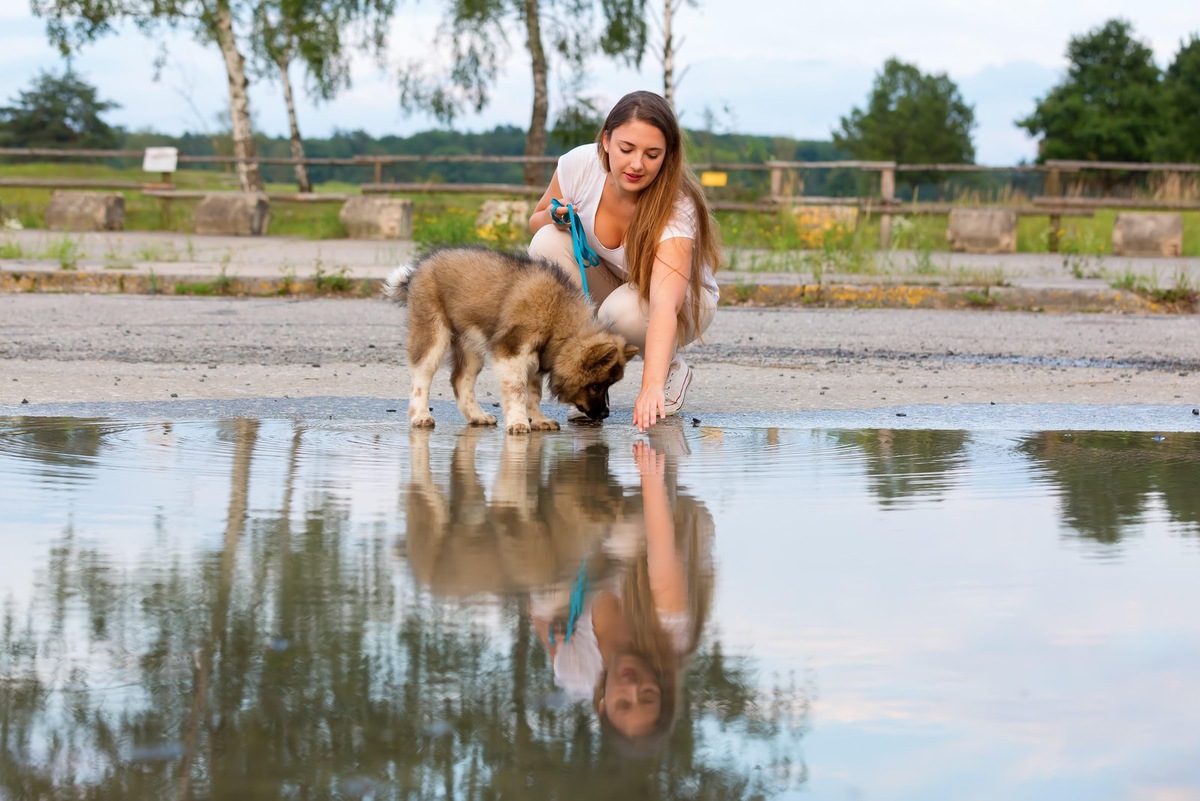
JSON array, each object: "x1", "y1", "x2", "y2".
[{"x1": 2, "y1": 414, "x2": 1199, "y2": 800}]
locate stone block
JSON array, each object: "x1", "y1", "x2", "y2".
[
  {"x1": 193, "y1": 193, "x2": 271, "y2": 236},
  {"x1": 1112, "y1": 212, "x2": 1183, "y2": 257},
  {"x1": 44, "y1": 191, "x2": 125, "y2": 231},
  {"x1": 947, "y1": 208, "x2": 1017, "y2": 254},
  {"x1": 339, "y1": 196, "x2": 412, "y2": 240}
]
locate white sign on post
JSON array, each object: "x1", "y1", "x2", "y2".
[{"x1": 143, "y1": 147, "x2": 179, "y2": 173}]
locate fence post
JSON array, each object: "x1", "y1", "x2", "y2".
[
  {"x1": 1045, "y1": 166, "x2": 1062, "y2": 253},
  {"x1": 878, "y1": 164, "x2": 896, "y2": 248},
  {"x1": 769, "y1": 163, "x2": 784, "y2": 201}
]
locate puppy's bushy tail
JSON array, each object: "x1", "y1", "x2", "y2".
[{"x1": 382, "y1": 262, "x2": 416, "y2": 306}]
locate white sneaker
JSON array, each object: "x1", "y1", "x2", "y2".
[{"x1": 663, "y1": 356, "x2": 692, "y2": 416}]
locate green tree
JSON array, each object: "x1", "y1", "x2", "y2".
[
  {"x1": 400, "y1": 0, "x2": 648, "y2": 185},
  {"x1": 0, "y1": 69, "x2": 120, "y2": 149},
  {"x1": 1157, "y1": 35, "x2": 1200, "y2": 162},
  {"x1": 1017, "y1": 18, "x2": 1163, "y2": 164},
  {"x1": 833, "y1": 57, "x2": 976, "y2": 164},
  {"x1": 32, "y1": 0, "x2": 267, "y2": 190}
]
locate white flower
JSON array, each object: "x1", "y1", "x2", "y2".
[{"x1": 1, "y1": 218, "x2": 24, "y2": 232}]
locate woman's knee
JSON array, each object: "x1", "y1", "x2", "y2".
[{"x1": 528, "y1": 225, "x2": 577, "y2": 274}]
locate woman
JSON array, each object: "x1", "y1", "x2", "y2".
[{"x1": 528, "y1": 90, "x2": 723, "y2": 432}]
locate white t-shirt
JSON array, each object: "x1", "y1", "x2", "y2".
[{"x1": 555, "y1": 144, "x2": 719, "y2": 302}]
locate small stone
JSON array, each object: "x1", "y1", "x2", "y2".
[
  {"x1": 896, "y1": 412, "x2": 907, "y2": 417},
  {"x1": 1193, "y1": 408, "x2": 1199, "y2": 416},
  {"x1": 691, "y1": 417, "x2": 701, "y2": 427},
  {"x1": 386, "y1": 408, "x2": 397, "y2": 413},
  {"x1": 170, "y1": 393, "x2": 178, "y2": 398},
  {"x1": 20, "y1": 398, "x2": 29, "y2": 404}
]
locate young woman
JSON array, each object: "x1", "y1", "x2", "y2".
[{"x1": 528, "y1": 90, "x2": 723, "y2": 432}]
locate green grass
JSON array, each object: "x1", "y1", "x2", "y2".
[
  {"x1": 6, "y1": 161, "x2": 1200, "y2": 261},
  {"x1": 42, "y1": 235, "x2": 83, "y2": 269}
]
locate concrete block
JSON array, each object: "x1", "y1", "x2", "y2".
[
  {"x1": 44, "y1": 191, "x2": 125, "y2": 231},
  {"x1": 193, "y1": 193, "x2": 271, "y2": 236},
  {"x1": 339, "y1": 196, "x2": 412, "y2": 240},
  {"x1": 1112, "y1": 212, "x2": 1183, "y2": 257},
  {"x1": 947, "y1": 208, "x2": 1017, "y2": 254}
]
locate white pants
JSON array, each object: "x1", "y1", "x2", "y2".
[{"x1": 528, "y1": 225, "x2": 716, "y2": 353}]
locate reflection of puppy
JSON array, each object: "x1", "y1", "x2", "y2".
[
  {"x1": 384, "y1": 247, "x2": 638, "y2": 434},
  {"x1": 403, "y1": 428, "x2": 624, "y2": 597}
]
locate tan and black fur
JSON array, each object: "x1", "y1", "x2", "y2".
[{"x1": 383, "y1": 247, "x2": 637, "y2": 434}]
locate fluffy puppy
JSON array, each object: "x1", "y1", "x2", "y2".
[{"x1": 384, "y1": 246, "x2": 637, "y2": 434}]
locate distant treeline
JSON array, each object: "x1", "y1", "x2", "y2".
[{"x1": 113, "y1": 125, "x2": 872, "y2": 198}]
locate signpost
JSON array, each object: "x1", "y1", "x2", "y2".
[{"x1": 143, "y1": 147, "x2": 179, "y2": 224}]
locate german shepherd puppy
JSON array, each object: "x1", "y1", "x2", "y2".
[{"x1": 383, "y1": 247, "x2": 638, "y2": 434}]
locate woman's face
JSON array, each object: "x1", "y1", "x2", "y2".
[
  {"x1": 603, "y1": 119, "x2": 668, "y2": 195},
  {"x1": 599, "y1": 653, "x2": 663, "y2": 737}
]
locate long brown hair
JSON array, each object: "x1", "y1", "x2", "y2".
[
  {"x1": 597, "y1": 91, "x2": 722, "y2": 341},
  {"x1": 592, "y1": 477, "x2": 715, "y2": 754}
]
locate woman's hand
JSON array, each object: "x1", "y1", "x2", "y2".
[{"x1": 634, "y1": 386, "x2": 666, "y2": 432}]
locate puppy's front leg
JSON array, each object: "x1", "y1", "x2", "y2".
[
  {"x1": 525, "y1": 372, "x2": 560, "y2": 431},
  {"x1": 494, "y1": 354, "x2": 538, "y2": 434}
]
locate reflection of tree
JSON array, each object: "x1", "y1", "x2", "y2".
[
  {"x1": 1020, "y1": 432, "x2": 1200, "y2": 545},
  {"x1": 2, "y1": 418, "x2": 809, "y2": 799},
  {"x1": 834, "y1": 429, "x2": 969, "y2": 507},
  {"x1": 0, "y1": 416, "x2": 107, "y2": 481}
]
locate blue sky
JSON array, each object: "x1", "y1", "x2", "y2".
[{"x1": 1, "y1": 1, "x2": 1196, "y2": 165}]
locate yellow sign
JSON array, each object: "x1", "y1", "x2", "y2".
[{"x1": 700, "y1": 171, "x2": 728, "y2": 188}]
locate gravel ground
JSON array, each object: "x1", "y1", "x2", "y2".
[{"x1": 3, "y1": 295, "x2": 1198, "y2": 424}]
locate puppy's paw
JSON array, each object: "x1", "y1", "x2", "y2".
[
  {"x1": 530, "y1": 419, "x2": 560, "y2": 431},
  {"x1": 506, "y1": 420, "x2": 532, "y2": 435},
  {"x1": 410, "y1": 413, "x2": 436, "y2": 429},
  {"x1": 466, "y1": 413, "x2": 498, "y2": 426}
]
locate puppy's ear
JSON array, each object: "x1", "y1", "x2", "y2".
[
  {"x1": 623, "y1": 345, "x2": 639, "y2": 360},
  {"x1": 583, "y1": 340, "x2": 619, "y2": 368}
]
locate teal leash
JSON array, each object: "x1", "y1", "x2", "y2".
[
  {"x1": 548, "y1": 555, "x2": 590, "y2": 646},
  {"x1": 550, "y1": 198, "x2": 599, "y2": 298}
]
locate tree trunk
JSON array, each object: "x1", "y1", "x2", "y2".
[
  {"x1": 522, "y1": 0, "x2": 549, "y2": 187},
  {"x1": 213, "y1": 0, "x2": 264, "y2": 192},
  {"x1": 276, "y1": 50, "x2": 312, "y2": 193},
  {"x1": 662, "y1": 0, "x2": 676, "y2": 108}
]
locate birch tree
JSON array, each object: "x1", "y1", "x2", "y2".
[
  {"x1": 400, "y1": 0, "x2": 648, "y2": 186},
  {"x1": 657, "y1": 0, "x2": 697, "y2": 109},
  {"x1": 33, "y1": 0, "x2": 266, "y2": 191},
  {"x1": 251, "y1": 0, "x2": 395, "y2": 192}
]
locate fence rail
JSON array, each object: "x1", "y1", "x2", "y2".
[{"x1": 4, "y1": 147, "x2": 1200, "y2": 250}]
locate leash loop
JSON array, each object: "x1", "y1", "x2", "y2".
[{"x1": 550, "y1": 198, "x2": 599, "y2": 297}]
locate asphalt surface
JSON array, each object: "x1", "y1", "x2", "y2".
[{"x1": 2, "y1": 230, "x2": 1199, "y2": 431}]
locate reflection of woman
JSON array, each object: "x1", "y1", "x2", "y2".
[{"x1": 532, "y1": 437, "x2": 714, "y2": 750}]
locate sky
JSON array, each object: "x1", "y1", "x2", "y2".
[{"x1": 1, "y1": 1, "x2": 1197, "y2": 165}]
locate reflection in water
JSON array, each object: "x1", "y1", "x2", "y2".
[
  {"x1": 832, "y1": 428, "x2": 969, "y2": 507},
  {"x1": 0, "y1": 418, "x2": 805, "y2": 799},
  {"x1": 3, "y1": 418, "x2": 1199, "y2": 799},
  {"x1": 1020, "y1": 431, "x2": 1200, "y2": 545}
]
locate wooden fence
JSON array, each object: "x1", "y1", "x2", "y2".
[{"x1": 4, "y1": 147, "x2": 1200, "y2": 249}]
